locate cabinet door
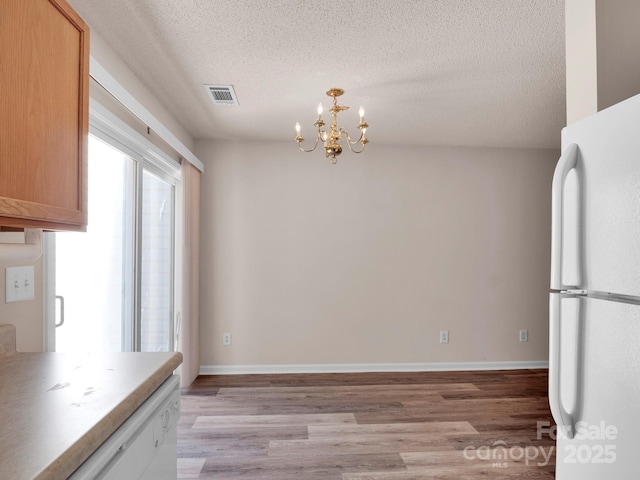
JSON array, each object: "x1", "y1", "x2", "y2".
[{"x1": 0, "y1": 0, "x2": 89, "y2": 231}]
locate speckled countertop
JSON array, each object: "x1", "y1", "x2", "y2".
[{"x1": 0, "y1": 347, "x2": 182, "y2": 480}]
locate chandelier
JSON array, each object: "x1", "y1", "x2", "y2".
[{"x1": 295, "y1": 88, "x2": 369, "y2": 164}]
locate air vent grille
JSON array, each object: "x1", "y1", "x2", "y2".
[{"x1": 204, "y1": 84, "x2": 239, "y2": 105}]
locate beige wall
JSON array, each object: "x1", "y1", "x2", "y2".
[
  {"x1": 566, "y1": 0, "x2": 640, "y2": 124},
  {"x1": 595, "y1": 0, "x2": 640, "y2": 110},
  {"x1": 0, "y1": 233, "x2": 43, "y2": 352},
  {"x1": 196, "y1": 141, "x2": 558, "y2": 369},
  {"x1": 565, "y1": 0, "x2": 597, "y2": 124}
]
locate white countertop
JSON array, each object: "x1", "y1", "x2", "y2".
[{"x1": 0, "y1": 350, "x2": 182, "y2": 479}]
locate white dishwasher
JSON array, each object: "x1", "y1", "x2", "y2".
[{"x1": 69, "y1": 375, "x2": 180, "y2": 480}]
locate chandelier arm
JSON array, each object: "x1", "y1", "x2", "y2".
[
  {"x1": 340, "y1": 129, "x2": 367, "y2": 153},
  {"x1": 338, "y1": 128, "x2": 358, "y2": 145},
  {"x1": 346, "y1": 141, "x2": 366, "y2": 154},
  {"x1": 297, "y1": 136, "x2": 320, "y2": 153}
]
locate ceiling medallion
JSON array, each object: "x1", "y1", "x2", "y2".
[{"x1": 295, "y1": 88, "x2": 369, "y2": 164}]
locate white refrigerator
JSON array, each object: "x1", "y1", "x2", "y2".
[{"x1": 549, "y1": 93, "x2": 640, "y2": 478}]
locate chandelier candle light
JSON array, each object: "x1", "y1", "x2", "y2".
[{"x1": 295, "y1": 88, "x2": 369, "y2": 164}]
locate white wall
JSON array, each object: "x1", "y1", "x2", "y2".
[{"x1": 197, "y1": 140, "x2": 558, "y2": 370}]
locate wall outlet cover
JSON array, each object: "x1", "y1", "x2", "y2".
[{"x1": 519, "y1": 329, "x2": 529, "y2": 342}]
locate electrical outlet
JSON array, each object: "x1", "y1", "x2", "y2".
[
  {"x1": 223, "y1": 332, "x2": 232, "y2": 346},
  {"x1": 519, "y1": 329, "x2": 528, "y2": 342},
  {"x1": 5, "y1": 266, "x2": 35, "y2": 303},
  {"x1": 439, "y1": 330, "x2": 449, "y2": 344}
]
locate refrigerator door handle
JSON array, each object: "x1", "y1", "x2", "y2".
[
  {"x1": 549, "y1": 293, "x2": 577, "y2": 439},
  {"x1": 550, "y1": 143, "x2": 579, "y2": 291}
]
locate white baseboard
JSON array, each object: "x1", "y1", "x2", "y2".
[{"x1": 199, "y1": 360, "x2": 549, "y2": 376}]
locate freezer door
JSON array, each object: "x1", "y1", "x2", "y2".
[
  {"x1": 560, "y1": 94, "x2": 640, "y2": 297},
  {"x1": 551, "y1": 295, "x2": 640, "y2": 479}
]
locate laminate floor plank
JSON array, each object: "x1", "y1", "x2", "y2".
[
  {"x1": 353, "y1": 411, "x2": 438, "y2": 425},
  {"x1": 181, "y1": 425, "x2": 309, "y2": 441},
  {"x1": 177, "y1": 440, "x2": 268, "y2": 459},
  {"x1": 307, "y1": 421, "x2": 478, "y2": 438},
  {"x1": 208, "y1": 396, "x2": 414, "y2": 411},
  {"x1": 398, "y1": 411, "x2": 552, "y2": 425},
  {"x1": 177, "y1": 458, "x2": 207, "y2": 479},
  {"x1": 253, "y1": 402, "x2": 409, "y2": 416},
  {"x1": 466, "y1": 416, "x2": 552, "y2": 430},
  {"x1": 184, "y1": 371, "x2": 512, "y2": 389},
  {"x1": 198, "y1": 453, "x2": 407, "y2": 479},
  {"x1": 447, "y1": 433, "x2": 555, "y2": 450},
  {"x1": 402, "y1": 396, "x2": 550, "y2": 410},
  {"x1": 401, "y1": 449, "x2": 556, "y2": 475},
  {"x1": 440, "y1": 389, "x2": 548, "y2": 400},
  {"x1": 216, "y1": 383, "x2": 479, "y2": 396},
  {"x1": 193, "y1": 412, "x2": 357, "y2": 428},
  {"x1": 178, "y1": 369, "x2": 555, "y2": 479},
  {"x1": 342, "y1": 468, "x2": 555, "y2": 479},
  {"x1": 181, "y1": 396, "x2": 261, "y2": 416},
  {"x1": 267, "y1": 434, "x2": 456, "y2": 456}
]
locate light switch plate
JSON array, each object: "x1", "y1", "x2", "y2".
[{"x1": 5, "y1": 266, "x2": 35, "y2": 303}]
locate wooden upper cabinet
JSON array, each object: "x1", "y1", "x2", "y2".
[{"x1": 0, "y1": 0, "x2": 89, "y2": 231}]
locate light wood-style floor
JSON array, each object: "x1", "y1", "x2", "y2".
[{"x1": 178, "y1": 370, "x2": 555, "y2": 479}]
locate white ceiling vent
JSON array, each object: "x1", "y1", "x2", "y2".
[{"x1": 204, "y1": 84, "x2": 239, "y2": 106}]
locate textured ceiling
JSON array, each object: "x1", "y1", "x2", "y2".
[{"x1": 68, "y1": 0, "x2": 565, "y2": 149}]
